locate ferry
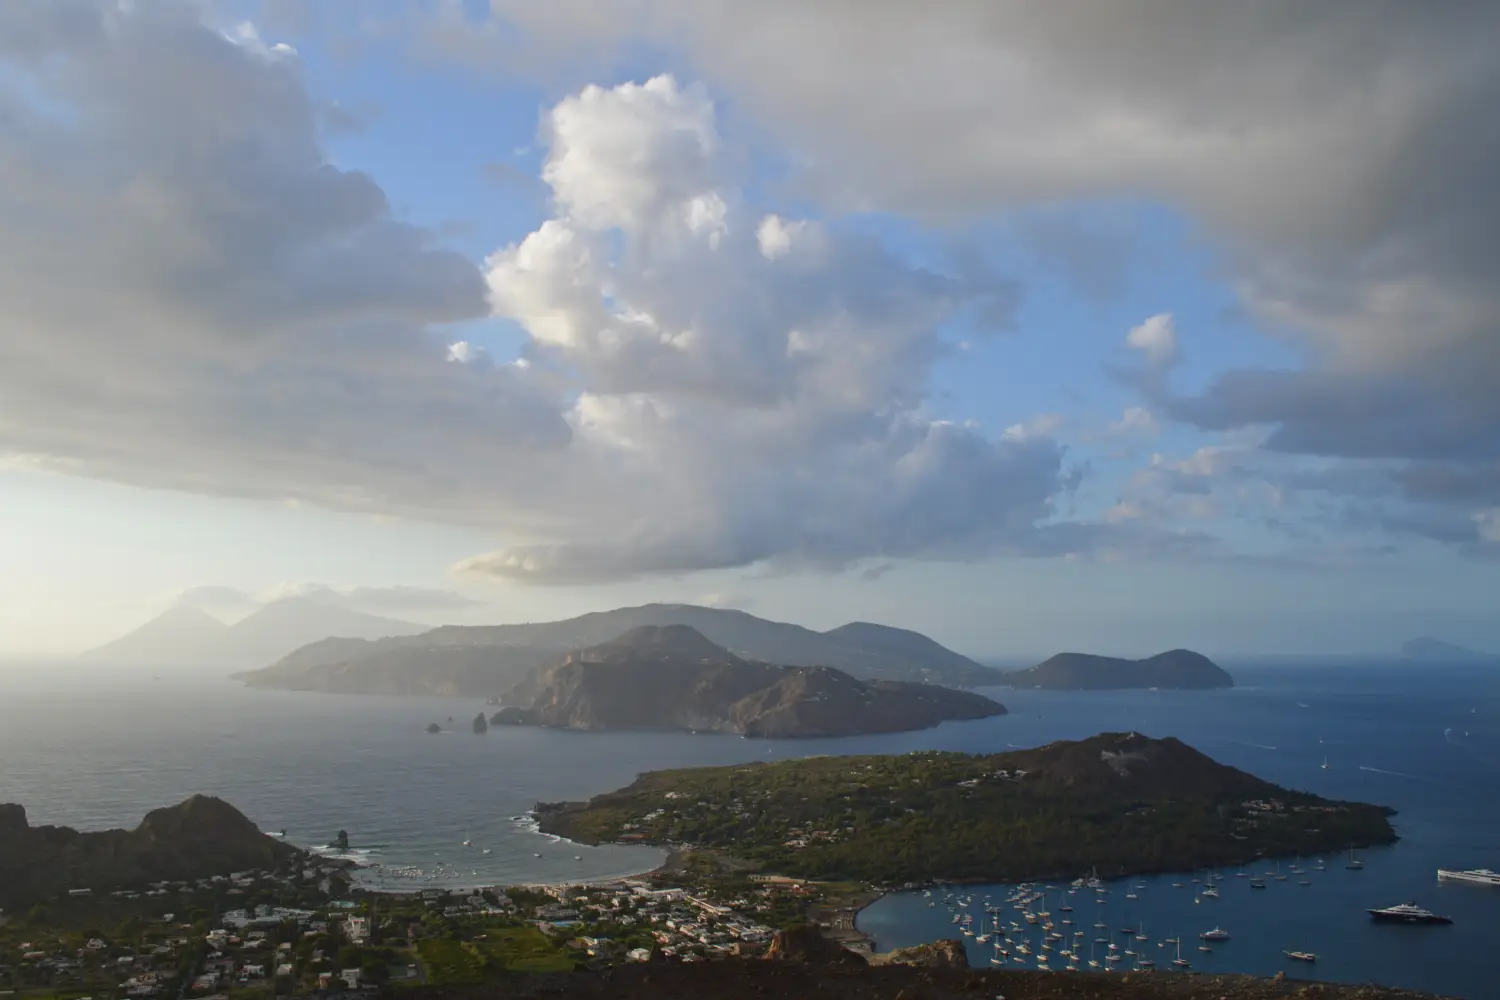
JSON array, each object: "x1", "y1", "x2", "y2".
[
  {"x1": 1367, "y1": 902, "x2": 1453, "y2": 925},
  {"x1": 1437, "y1": 868, "x2": 1500, "y2": 887}
]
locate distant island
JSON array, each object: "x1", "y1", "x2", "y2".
[
  {"x1": 490, "y1": 625, "x2": 1005, "y2": 738},
  {"x1": 536, "y1": 731, "x2": 1393, "y2": 884},
  {"x1": 0, "y1": 795, "x2": 303, "y2": 907},
  {"x1": 1002, "y1": 648, "x2": 1234, "y2": 690},
  {"x1": 1401, "y1": 636, "x2": 1497, "y2": 663},
  {"x1": 234, "y1": 602, "x2": 1003, "y2": 695},
  {"x1": 86, "y1": 596, "x2": 426, "y2": 667}
]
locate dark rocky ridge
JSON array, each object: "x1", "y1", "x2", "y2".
[
  {"x1": 497, "y1": 624, "x2": 1005, "y2": 738},
  {"x1": 406, "y1": 959, "x2": 1449, "y2": 999},
  {"x1": 235, "y1": 603, "x2": 1002, "y2": 696},
  {"x1": 0, "y1": 795, "x2": 299, "y2": 907},
  {"x1": 1004, "y1": 648, "x2": 1234, "y2": 689}
]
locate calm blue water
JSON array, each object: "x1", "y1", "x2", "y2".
[
  {"x1": 858, "y1": 662, "x2": 1500, "y2": 999},
  {"x1": 2, "y1": 659, "x2": 1498, "y2": 996}
]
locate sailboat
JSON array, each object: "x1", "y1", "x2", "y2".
[
  {"x1": 1321, "y1": 753, "x2": 1330, "y2": 770},
  {"x1": 1173, "y1": 939, "x2": 1190, "y2": 969},
  {"x1": 1346, "y1": 847, "x2": 1365, "y2": 870}
]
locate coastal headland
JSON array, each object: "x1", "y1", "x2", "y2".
[{"x1": 535, "y1": 732, "x2": 1396, "y2": 885}]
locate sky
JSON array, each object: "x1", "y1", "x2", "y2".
[{"x1": 3, "y1": 0, "x2": 1499, "y2": 659}]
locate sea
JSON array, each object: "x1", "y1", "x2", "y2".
[{"x1": 1, "y1": 658, "x2": 1498, "y2": 998}]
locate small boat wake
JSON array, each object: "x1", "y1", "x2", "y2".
[{"x1": 1358, "y1": 765, "x2": 1430, "y2": 781}]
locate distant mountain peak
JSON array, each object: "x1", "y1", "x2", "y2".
[
  {"x1": 598, "y1": 624, "x2": 730, "y2": 659},
  {"x1": 88, "y1": 593, "x2": 425, "y2": 667},
  {"x1": 1401, "y1": 636, "x2": 1495, "y2": 662},
  {"x1": 82, "y1": 604, "x2": 230, "y2": 663},
  {"x1": 239, "y1": 601, "x2": 1004, "y2": 696}
]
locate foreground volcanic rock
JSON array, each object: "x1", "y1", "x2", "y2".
[{"x1": 405, "y1": 960, "x2": 1450, "y2": 999}]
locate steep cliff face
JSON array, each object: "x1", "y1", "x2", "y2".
[
  {"x1": 0, "y1": 795, "x2": 299, "y2": 907},
  {"x1": 506, "y1": 625, "x2": 1005, "y2": 738},
  {"x1": 1005, "y1": 648, "x2": 1234, "y2": 690}
]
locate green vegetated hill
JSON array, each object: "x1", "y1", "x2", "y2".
[
  {"x1": 1004, "y1": 649, "x2": 1234, "y2": 690},
  {"x1": 493, "y1": 625, "x2": 1005, "y2": 738},
  {"x1": 0, "y1": 795, "x2": 300, "y2": 907},
  {"x1": 536, "y1": 732, "x2": 1394, "y2": 885},
  {"x1": 235, "y1": 603, "x2": 1002, "y2": 696}
]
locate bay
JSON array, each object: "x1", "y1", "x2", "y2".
[{"x1": 2, "y1": 658, "x2": 1498, "y2": 997}]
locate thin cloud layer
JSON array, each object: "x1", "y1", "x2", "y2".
[{"x1": 174, "y1": 584, "x2": 480, "y2": 616}]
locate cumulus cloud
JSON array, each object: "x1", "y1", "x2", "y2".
[
  {"x1": 459, "y1": 74, "x2": 1064, "y2": 583},
  {"x1": 1107, "y1": 406, "x2": 1161, "y2": 439},
  {"x1": 430, "y1": 0, "x2": 1500, "y2": 542},
  {"x1": 0, "y1": 7, "x2": 1073, "y2": 586},
  {"x1": 1124, "y1": 314, "x2": 1179, "y2": 372}
]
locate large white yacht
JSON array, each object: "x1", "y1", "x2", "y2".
[{"x1": 1437, "y1": 868, "x2": 1500, "y2": 886}]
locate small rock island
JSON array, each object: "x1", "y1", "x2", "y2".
[
  {"x1": 1003, "y1": 648, "x2": 1234, "y2": 690},
  {"x1": 491, "y1": 624, "x2": 1005, "y2": 738}
]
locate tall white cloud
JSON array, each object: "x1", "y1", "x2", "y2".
[
  {"x1": 470, "y1": 74, "x2": 1064, "y2": 583},
  {"x1": 0, "y1": 9, "x2": 1070, "y2": 586}
]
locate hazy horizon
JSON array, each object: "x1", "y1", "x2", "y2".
[{"x1": 4, "y1": 3, "x2": 1499, "y2": 661}]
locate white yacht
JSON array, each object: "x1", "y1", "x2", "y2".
[{"x1": 1437, "y1": 868, "x2": 1500, "y2": 886}]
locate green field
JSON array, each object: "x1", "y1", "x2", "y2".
[
  {"x1": 477, "y1": 926, "x2": 575, "y2": 973},
  {"x1": 413, "y1": 939, "x2": 486, "y2": 985}
]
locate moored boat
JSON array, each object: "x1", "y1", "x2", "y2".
[
  {"x1": 1437, "y1": 868, "x2": 1500, "y2": 886},
  {"x1": 1368, "y1": 902, "x2": 1453, "y2": 925}
]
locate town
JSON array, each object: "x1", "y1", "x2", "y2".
[{"x1": 0, "y1": 857, "x2": 803, "y2": 999}]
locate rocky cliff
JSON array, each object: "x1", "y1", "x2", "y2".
[
  {"x1": 499, "y1": 625, "x2": 1005, "y2": 738},
  {"x1": 0, "y1": 795, "x2": 300, "y2": 906},
  {"x1": 1004, "y1": 649, "x2": 1234, "y2": 690}
]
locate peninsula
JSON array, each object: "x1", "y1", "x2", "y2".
[
  {"x1": 535, "y1": 731, "x2": 1394, "y2": 884},
  {"x1": 494, "y1": 625, "x2": 1005, "y2": 738},
  {"x1": 0, "y1": 795, "x2": 302, "y2": 907},
  {"x1": 1003, "y1": 648, "x2": 1234, "y2": 689}
]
